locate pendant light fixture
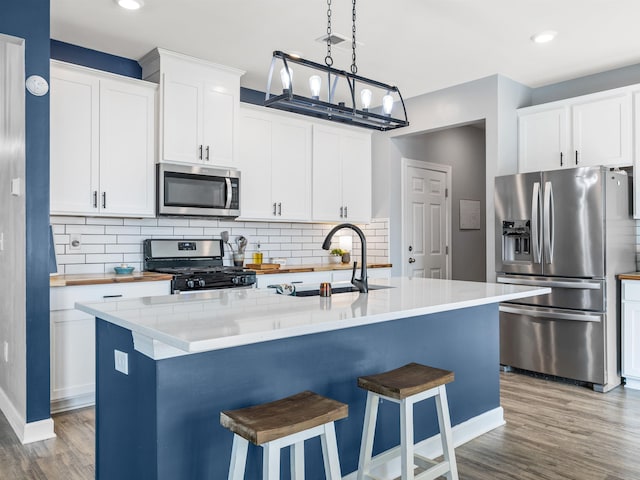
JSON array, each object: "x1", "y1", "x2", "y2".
[{"x1": 264, "y1": 0, "x2": 409, "y2": 131}]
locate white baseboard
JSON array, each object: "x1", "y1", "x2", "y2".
[
  {"x1": 50, "y1": 392, "x2": 95, "y2": 414},
  {"x1": 0, "y1": 386, "x2": 56, "y2": 444},
  {"x1": 624, "y1": 377, "x2": 640, "y2": 390},
  {"x1": 343, "y1": 406, "x2": 505, "y2": 479}
]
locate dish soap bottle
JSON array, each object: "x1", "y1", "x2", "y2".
[{"x1": 252, "y1": 242, "x2": 263, "y2": 265}]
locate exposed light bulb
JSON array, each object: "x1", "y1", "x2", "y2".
[
  {"x1": 309, "y1": 75, "x2": 322, "y2": 100},
  {"x1": 382, "y1": 94, "x2": 394, "y2": 115},
  {"x1": 531, "y1": 30, "x2": 557, "y2": 44},
  {"x1": 116, "y1": 0, "x2": 144, "y2": 10},
  {"x1": 280, "y1": 67, "x2": 293, "y2": 91},
  {"x1": 360, "y1": 89, "x2": 372, "y2": 110}
]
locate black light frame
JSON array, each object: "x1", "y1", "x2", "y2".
[{"x1": 264, "y1": 51, "x2": 409, "y2": 131}]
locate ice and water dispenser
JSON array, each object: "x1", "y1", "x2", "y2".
[{"x1": 501, "y1": 220, "x2": 531, "y2": 262}]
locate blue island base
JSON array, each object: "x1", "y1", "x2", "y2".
[{"x1": 96, "y1": 303, "x2": 500, "y2": 479}]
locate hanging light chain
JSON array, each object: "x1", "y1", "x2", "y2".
[
  {"x1": 351, "y1": 0, "x2": 357, "y2": 74},
  {"x1": 325, "y1": 0, "x2": 333, "y2": 67}
]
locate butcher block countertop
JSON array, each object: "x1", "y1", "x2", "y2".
[
  {"x1": 617, "y1": 273, "x2": 640, "y2": 280},
  {"x1": 253, "y1": 263, "x2": 392, "y2": 274},
  {"x1": 50, "y1": 272, "x2": 173, "y2": 287}
]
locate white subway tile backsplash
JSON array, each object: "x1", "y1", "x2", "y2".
[
  {"x1": 105, "y1": 226, "x2": 141, "y2": 235},
  {"x1": 66, "y1": 225, "x2": 105, "y2": 235},
  {"x1": 49, "y1": 216, "x2": 390, "y2": 271},
  {"x1": 87, "y1": 217, "x2": 124, "y2": 226}
]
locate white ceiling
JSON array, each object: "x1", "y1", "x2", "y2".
[{"x1": 51, "y1": 0, "x2": 640, "y2": 100}]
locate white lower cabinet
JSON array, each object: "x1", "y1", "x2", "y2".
[
  {"x1": 50, "y1": 280, "x2": 170, "y2": 412},
  {"x1": 621, "y1": 280, "x2": 640, "y2": 390}
]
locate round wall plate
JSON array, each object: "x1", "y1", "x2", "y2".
[{"x1": 26, "y1": 75, "x2": 49, "y2": 96}]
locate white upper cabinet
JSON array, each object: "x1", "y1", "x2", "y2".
[
  {"x1": 518, "y1": 106, "x2": 569, "y2": 173},
  {"x1": 50, "y1": 61, "x2": 156, "y2": 217},
  {"x1": 312, "y1": 124, "x2": 372, "y2": 224},
  {"x1": 238, "y1": 105, "x2": 312, "y2": 221},
  {"x1": 518, "y1": 89, "x2": 632, "y2": 173},
  {"x1": 139, "y1": 48, "x2": 244, "y2": 168}
]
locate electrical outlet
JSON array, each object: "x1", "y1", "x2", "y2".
[
  {"x1": 3, "y1": 341, "x2": 8, "y2": 363},
  {"x1": 114, "y1": 350, "x2": 128, "y2": 375},
  {"x1": 69, "y1": 234, "x2": 81, "y2": 251}
]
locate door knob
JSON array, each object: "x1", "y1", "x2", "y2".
[{"x1": 408, "y1": 257, "x2": 416, "y2": 263}]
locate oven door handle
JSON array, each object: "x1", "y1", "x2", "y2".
[
  {"x1": 496, "y1": 276, "x2": 601, "y2": 290},
  {"x1": 499, "y1": 305, "x2": 601, "y2": 322},
  {"x1": 225, "y1": 178, "x2": 232, "y2": 209}
]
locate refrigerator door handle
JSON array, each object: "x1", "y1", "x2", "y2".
[
  {"x1": 543, "y1": 181, "x2": 554, "y2": 264},
  {"x1": 499, "y1": 305, "x2": 601, "y2": 322},
  {"x1": 496, "y1": 276, "x2": 601, "y2": 290},
  {"x1": 531, "y1": 182, "x2": 542, "y2": 264}
]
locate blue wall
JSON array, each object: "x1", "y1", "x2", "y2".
[{"x1": 0, "y1": 0, "x2": 51, "y2": 422}]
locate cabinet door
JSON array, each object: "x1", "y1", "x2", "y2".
[
  {"x1": 50, "y1": 66, "x2": 100, "y2": 215},
  {"x1": 99, "y1": 79, "x2": 156, "y2": 217},
  {"x1": 271, "y1": 120, "x2": 312, "y2": 221},
  {"x1": 572, "y1": 92, "x2": 632, "y2": 168},
  {"x1": 238, "y1": 113, "x2": 273, "y2": 219},
  {"x1": 623, "y1": 301, "x2": 640, "y2": 379},
  {"x1": 312, "y1": 126, "x2": 343, "y2": 222},
  {"x1": 340, "y1": 131, "x2": 372, "y2": 223},
  {"x1": 203, "y1": 87, "x2": 234, "y2": 166},
  {"x1": 162, "y1": 73, "x2": 202, "y2": 163},
  {"x1": 518, "y1": 107, "x2": 568, "y2": 173}
]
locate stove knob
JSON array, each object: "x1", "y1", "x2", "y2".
[
  {"x1": 198, "y1": 279, "x2": 206, "y2": 288},
  {"x1": 232, "y1": 277, "x2": 240, "y2": 285},
  {"x1": 186, "y1": 280, "x2": 195, "y2": 289}
]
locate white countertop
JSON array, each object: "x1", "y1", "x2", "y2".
[{"x1": 75, "y1": 277, "x2": 549, "y2": 359}]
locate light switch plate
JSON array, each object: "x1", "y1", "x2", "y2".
[
  {"x1": 114, "y1": 350, "x2": 129, "y2": 375},
  {"x1": 10, "y1": 178, "x2": 20, "y2": 196}
]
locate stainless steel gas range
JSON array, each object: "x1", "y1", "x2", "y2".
[{"x1": 143, "y1": 239, "x2": 256, "y2": 293}]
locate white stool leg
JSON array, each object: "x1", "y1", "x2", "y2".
[
  {"x1": 290, "y1": 441, "x2": 305, "y2": 479},
  {"x1": 320, "y1": 422, "x2": 342, "y2": 480},
  {"x1": 228, "y1": 435, "x2": 249, "y2": 480},
  {"x1": 400, "y1": 397, "x2": 415, "y2": 480},
  {"x1": 357, "y1": 391, "x2": 379, "y2": 480},
  {"x1": 435, "y1": 385, "x2": 458, "y2": 480},
  {"x1": 262, "y1": 441, "x2": 281, "y2": 480}
]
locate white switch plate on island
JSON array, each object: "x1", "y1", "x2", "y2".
[{"x1": 114, "y1": 350, "x2": 128, "y2": 375}]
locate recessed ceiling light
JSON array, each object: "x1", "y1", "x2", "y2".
[
  {"x1": 115, "y1": 0, "x2": 144, "y2": 10},
  {"x1": 531, "y1": 30, "x2": 557, "y2": 44}
]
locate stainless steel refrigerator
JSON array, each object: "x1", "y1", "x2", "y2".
[{"x1": 495, "y1": 166, "x2": 635, "y2": 392}]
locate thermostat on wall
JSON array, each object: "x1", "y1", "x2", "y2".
[{"x1": 25, "y1": 75, "x2": 49, "y2": 96}]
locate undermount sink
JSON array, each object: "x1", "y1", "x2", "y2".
[{"x1": 293, "y1": 284, "x2": 394, "y2": 297}]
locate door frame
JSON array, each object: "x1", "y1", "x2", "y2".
[{"x1": 400, "y1": 158, "x2": 452, "y2": 278}]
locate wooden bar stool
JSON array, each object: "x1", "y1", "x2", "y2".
[
  {"x1": 220, "y1": 390, "x2": 348, "y2": 480},
  {"x1": 357, "y1": 363, "x2": 459, "y2": 480}
]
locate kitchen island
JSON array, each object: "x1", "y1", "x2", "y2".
[{"x1": 76, "y1": 277, "x2": 548, "y2": 480}]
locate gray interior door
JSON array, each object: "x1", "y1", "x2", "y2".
[{"x1": 542, "y1": 167, "x2": 605, "y2": 278}]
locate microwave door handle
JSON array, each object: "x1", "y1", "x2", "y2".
[
  {"x1": 225, "y1": 178, "x2": 232, "y2": 209},
  {"x1": 531, "y1": 182, "x2": 542, "y2": 263},
  {"x1": 543, "y1": 181, "x2": 553, "y2": 264}
]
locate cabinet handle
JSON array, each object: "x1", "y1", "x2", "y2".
[
  {"x1": 344, "y1": 205, "x2": 348, "y2": 218},
  {"x1": 278, "y1": 202, "x2": 282, "y2": 216},
  {"x1": 560, "y1": 152, "x2": 563, "y2": 166},
  {"x1": 205, "y1": 145, "x2": 210, "y2": 161},
  {"x1": 103, "y1": 294, "x2": 123, "y2": 299},
  {"x1": 199, "y1": 145, "x2": 203, "y2": 160},
  {"x1": 273, "y1": 203, "x2": 277, "y2": 216},
  {"x1": 102, "y1": 192, "x2": 106, "y2": 209},
  {"x1": 93, "y1": 191, "x2": 98, "y2": 208},
  {"x1": 575, "y1": 150, "x2": 578, "y2": 165},
  {"x1": 340, "y1": 206, "x2": 344, "y2": 218}
]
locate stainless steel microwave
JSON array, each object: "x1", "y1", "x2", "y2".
[{"x1": 157, "y1": 164, "x2": 240, "y2": 217}]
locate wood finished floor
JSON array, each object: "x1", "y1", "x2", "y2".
[{"x1": 1, "y1": 372, "x2": 639, "y2": 479}]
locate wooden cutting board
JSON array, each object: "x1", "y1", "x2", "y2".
[{"x1": 246, "y1": 263, "x2": 280, "y2": 270}]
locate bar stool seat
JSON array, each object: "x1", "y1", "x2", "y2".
[
  {"x1": 221, "y1": 390, "x2": 348, "y2": 479},
  {"x1": 357, "y1": 363, "x2": 459, "y2": 480}
]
